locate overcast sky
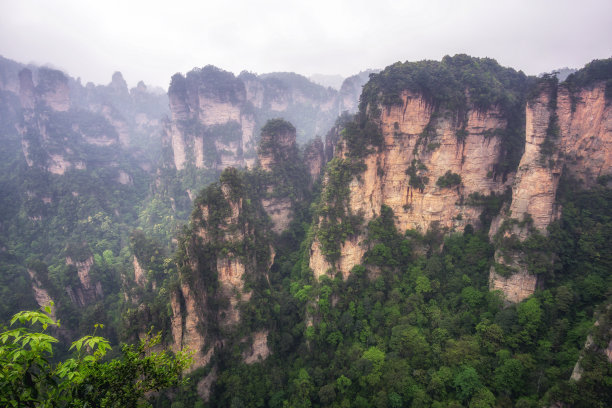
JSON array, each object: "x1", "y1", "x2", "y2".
[{"x1": 1, "y1": 0, "x2": 611, "y2": 89}]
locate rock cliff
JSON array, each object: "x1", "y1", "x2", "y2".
[
  {"x1": 162, "y1": 67, "x2": 369, "y2": 176},
  {"x1": 163, "y1": 67, "x2": 258, "y2": 171},
  {"x1": 490, "y1": 77, "x2": 612, "y2": 302},
  {"x1": 64, "y1": 255, "x2": 103, "y2": 307},
  {"x1": 170, "y1": 168, "x2": 274, "y2": 394},
  {"x1": 310, "y1": 91, "x2": 515, "y2": 279},
  {"x1": 309, "y1": 57, "x2": 612, "y2": 304},
  {"x1": 16, "y1": 68, "x2": 120, "y2": 174}
]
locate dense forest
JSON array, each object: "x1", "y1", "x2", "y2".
[{"x1": 1, "y1": 55, "x2": 611, "y2": 407}]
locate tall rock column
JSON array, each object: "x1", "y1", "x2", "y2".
[
  {"x1": 489, "y1": 78, "x2": 612, "y2": 303},
  {"x1": 489, "y1": 84, "x2": 560, "y2": 302}
]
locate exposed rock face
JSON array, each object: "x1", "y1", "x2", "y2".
[
  {"x1": 338, "y1": 70, "x2": 377, "y2": 113},
  {"x1": 196, "y1": 368, "x2": 218, "y2": 401},
  {"x1": 258, "y1": 121, "x2": 297, "y2": 172},
  {"x1": 36, "y1": 68, "x2": 71, "y2": 111},
  {"x1": 261, "y1": 197, "x2": 293, "y2": 234},
  {"x1": 490, "y1": 81, "x2": 612, "y2": 302},
  {"x1": 163, "y1": 67, "x2": 255, "y2": 171},
  {"x1": 557, "y1": 83, "x2": 612, "y2": 185},
  {"x1": 170, "y1": 173, "x2": 272, "y2": 375},
  {"x1": 256, "y1": 119, "x2": 308, "y2": 234},
  {"x1": 489, "y1": 269, "x2": 539, "y2": 303},
  {"x1": 243, "y1": 331, "x2": 270, "y2": 364},
  {"x1": 510, "y1": 90, "x2": 561, "y2": 231},
  {"x1": 133, "y1": 256, "x2": 147, "y2": 286},
  {"x1": 0, "y1": 55, "x2": 24, "y2": 93},
  {"x1": 15, "y1": 67, "x2": 134, "y2": 177},
  {"x1": 170, "y1": 281, "x2": 214, "y2": 369},
  {"x1": 304, "y1": 137, "x2": 326, "y2": 182},
  {"x1": 311, "y1": 91, "x2": 511, "y2": 279},
  {"x1": 65, "y1": 256, "x2": 103, "y2": 307},
  {"x1": 570, "y1": 309, "x2": 612, "y2": 381},
  {"x1": 27, "y1": 269, "x2": 56, "y2": 320},
  {"x1": 1, "y1": 57, "x2": 168, "y2": 178},
  {"x1": 163, "y1": 67, "x2": 367, "y2": 175},
  {"x1": 18, "y1": 68, "x2": 36, "y2": 109}
]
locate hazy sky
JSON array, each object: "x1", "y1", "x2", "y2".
[{"x1": 1, "y1": 0, "x2": 611, "y2": 89}]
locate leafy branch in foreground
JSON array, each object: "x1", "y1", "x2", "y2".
[{"x1": 0, "y1": 304, "x2": 192, "y2": 407}]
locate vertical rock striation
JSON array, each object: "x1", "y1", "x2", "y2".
[
  {"x1": 490, "y1": 78, "x2": 612, "y2": 302},
  {"x1": 310, "y1": 90, "x2": 512, "y2": 279},
  {"x1": 170, "y1": 169, "x2": 274, "y2": 392}
]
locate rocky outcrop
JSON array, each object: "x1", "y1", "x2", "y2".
[
  {"x1": 27, "y1": 269, "x2": 57, "y2": 320},
  {"x1": 65, "y1": 256, "x2": 103, "y2": 307},
  {"x1": 163, "y1": 67, "x2": 255, "y2": 171},
  {"x1": 309, "y1": 59, "x2": 612, "y2": 295},
  {"x1": 1, "y1": 57, "x2": 168, "y2": 178},
  {"x1": 36, "y1": 68, "x2": 71, "y2": 111},
  {"x1": 570, "y1": 307, "x2": 612, "y2": 381},
  {"x1": 133, "y1": 256, "x2": 147, "y2": 287},
  {"x1": 258, "y1": 120, "x2": 297, "y2": 172},
  {"x1": 256, "y1": 119, "x2": 316, "y2": 234},
  {"x1": 338, "y1": 70, "x2": 377, "y2": 114},
  {"x1": 170, "y1": 281, "x2": 214, "y2": 369},
  {"x1": 18, "y1": 68, "x2": 36, "y2": 109},
  {"x1": 557, "y1": 83, "x2": 612, "y2": 185},
  {"x1": 170, "y1": 171, "x2": 273, "y2": 374},
  {"x1": 243, "y1": 331, "x2": 270, "y2": 364},
  {"x1": 163, "y1": 67, "x2": 368, "y2": 175},
  {"x1": 15, "y1": 67, "x2": 130, "y2": 176},
  {"x1": 311, "y1": 91, "x2": 512, "y2": 279},
  {"x1": 490, "y1": 80, "x2": 612, "y2": 302},
  {"x1": 304, "y1": 136, "x2": 326, "y2": 182}
]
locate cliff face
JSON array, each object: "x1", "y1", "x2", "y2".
[
  {"x1": 557, "y1": 83, "x2": 612, "y2": 185},
  {"x1": 258, "y1": 120, "x2": 298, "y2": 172},
  {"x1": 257, "y1": 119, "x2": 315, "y2": 234},
  {"x1": 489, "y1": 80, "x2": 612, "y2": 302},
  {"x1": 303, "y1": 136, "x2": 326, "y2": 182},
  {"x1": 64, "y1": 255, "x2": 103, "y2": 307},
  {"x1": 27, "y1": 268, "x2": 57, "y2": 320},
  {"x1": 163, "y1": 67, "x2": 367, "y2": 176},
  {"x1": 338, "y1": 70, "x2": 377, "y2": 113},
  {"x1": 309, "y1": 58, "x2": 612, "y2": 303},
  {"x1": 13, "y1": 64, "x2": 166, "y2": 176},
  {"x1": 17, "y1": 68, "x2": 120, "y2": 175},
  {"x1": 170, "y1": 170, "x2": 273, "y2": 378},
  {"x1": 36, "y1": 68, "x2": 71, "y2": 112},
  {"x1": 310, "y1": 91, "x2": 512, "y2": 279},
  {"x1": 163, "y1": 67, "x2": 254, "y2": 171}
]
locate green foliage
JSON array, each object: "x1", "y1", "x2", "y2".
[
  {"x1": 260, "y1": 118, "x2": 296, "y2": 137},
  {"x1": 453, "y1": 365, "x2": 481, "y2": 402},
  {"x1": 315, "y1": 158, "x2": 365, "y2": 263},
  {"x1": 562, "y1": 58, "x2": 612, "y2": 108},
  {"x1": 363, "y1": 205, "x2": 413, "y2": 268},
  {"x1": 360, "y1": 54, "x2": 530, "y2": 114},
  {"x1": 436, "y1": 171, "x2": 462, "y2": 188},
  {"x1": 405, "y1": 159, "x2": 429, "y2": 192},
  {"x1": 341, "y1": 118, "x2": 383, "y2": 158},
  {"x1": 0, "y1": 307, "x2": 191, "y2": 407},
  {"x1": 465, "y1": 189, "x2": 511, "y2": 230},
  {"x1": 175, "y1": 65, "x2": 245, "y2": 104}
]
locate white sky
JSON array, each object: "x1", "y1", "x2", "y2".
[{"x1": 1, "y1": 0, "x2": 611, "y2": 89}]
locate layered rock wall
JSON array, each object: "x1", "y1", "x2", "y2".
[
  {"x1": 64, "y1": 256, "x2": 103, "y2": 307},
  {"x1": 170, "y1": 177, "x2": 272, "y2": 376},
  {"x1": 311, "y1": 91, "x2": 511, "y2": 279},
  {"x1": 490, "y1": 81, "x2": 612, "y2": 302},
  {"x1": 163, "y1": 67, "x2": 368, "y2": 175}
]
